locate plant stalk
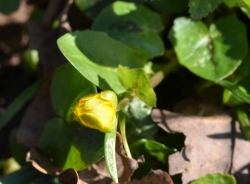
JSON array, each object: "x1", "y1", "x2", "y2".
[
  {"x1": 236, "y1": 105, "x2": 250, "y2": 141},
  {"x1": 149, "y1": 59, "x2": 179, "y2": 88},
  {"x1": 119, "y1": 106, "x2": 132, "y2": 158}
]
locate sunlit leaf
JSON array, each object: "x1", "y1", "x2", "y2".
[
  {"x1": 117, "y1": 65, "x2": 156, "y2": 107},
  {"x1": 57, "y1": 30, "x2": 146, "y2": 94},
  {"x1": 191, "y1": 173, "x2": 236, "y2": 184},
  {"x1": 169, "y1": 15, "x2": 248, "y2": 81}
]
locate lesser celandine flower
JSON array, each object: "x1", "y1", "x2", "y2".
[{"x1": 72, "y1": 90, "x2": 118, "y2": 133}]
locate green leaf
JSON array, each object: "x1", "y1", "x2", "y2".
[
  {"x1": 236, "y1": 106, "x2": 250, "y2": 141},
  {"x1": 74, "y1": 0, "x2": 115, "y2": 18},
  {"x1": 117, "y1": 65, "x2": 156, "y2": 107},
  {"x1": 51, "y1": 63, "x2": 96, "y2": 122},
  {"x1": 125, "y1": 98, "x2": 158, "y2": 143},
  {"x1": 145, "y1": 140, "x2": 177, "y2": 163},
  {"x1": 190, "y1": 173, "x2": 236, "y2": 184},
  {"x1": 57, "y1": 30, "x2": 146, "y2": 94},
  {"x1": 169, "y1": 15, "x2": 248, "y2": 81},
  {"x1": 130, "y1": 139, "x2": 176, "y2": 163},
  {"x1": 38, "y1": 118, "x2": 104, "y2": 170},
  {"x1": 104, "y1": 131, "x2": 118, "y2": 183},
  {"x1": 74, "y1": 0, "x2": 142, "y2": 18},
  {"x1": 217, "y1": 80, "x2": 250, "y2": 104},
  {"x1": 234, "y1": 54, "x2": 250, "y2": 79},
  {"x1": 223, "y1": 0, "x2": 250, "y2": 8},
  {"x1": 0, "y1": 80, "x2": 41, "y2": 130},
  {"x1": 0, "y1": 165, "x2": 42, "y2": 184},
  {"x1": 189, "y1": 0, "x2": 222, "y2": 20},
  {"x1": 0, "y1": 0, "x2": 20, "y2": 14},
  {"x1": 92, "y1": 1, "x2": 164, "y2": 59}
]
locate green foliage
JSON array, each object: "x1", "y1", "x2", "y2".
[
  {"x1": 191, "y1": 173, "x2": 236, "y2": 184},
  {"x1": 104, "y1": 131, "x2": 118, "y2": 183},
  {"x1": 130, "y1": 139, "x2": 176, "y2": 163},
  {"x1": 125, "y1": 98, "x2": 158, "y2": 142},
  {"x1": 38, "y1": 118, "x2": 104, "y2": 170},
  {"x1": 0, "y1": 0, "x2": 20, "y2": 14},
  {"x1": 92, "y1": 1, "x2": 164, "y2": 59},
  {"x1": 169, "y1": 15, "x2": 248, "y2": 81},
  {"x1": 189, "y1": 0, "x2": 222, "y2": 20},
  {"x1": 51, "y1": 63, "x2": 97, "y2": 122},
  {"x1": 3, "y1": 0, "x2": 250, "y2": 183},
  {"x1": 0, "y1": 165, "x2": 42, "y2": 184},
  {"x1": 57, "y1": 30, "x2": 146, "y2": 94},
  {"x1": 117, "y1": 65, "x2": 156, "y2": 107},
  {"x1": 0, "y1": 81, "x2": 41, "y2": 130}
]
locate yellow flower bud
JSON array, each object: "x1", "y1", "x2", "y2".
[{"x1": 72, "y1": 90, "x2": 118, "y2": 133}]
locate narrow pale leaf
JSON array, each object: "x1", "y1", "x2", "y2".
[{"x1": 104, "y1": 131, "x2": 118, "y2": 183}]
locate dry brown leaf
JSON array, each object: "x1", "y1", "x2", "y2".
[
  {"x1": 116, "y1": 133, "x2": 139, "y2": 183},
  {"x1": 79, "y1": 133, "x2": 138, "y2": 184},
  {"x1": 151, "y1": 109, "x2": 233, "y2": 184},
  {"x1": 26, "y1": 149, "x2": 86, "y2": 184},
  {"x1": 129, "y1": 169, "x2": 173, "y2": 184},
  {"x1": 26, "y1": 148, "x2": 62, "y2": 175}
]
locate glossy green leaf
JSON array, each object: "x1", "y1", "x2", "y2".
[
  {"x1": 92, "y1": 1, "x2": 164, "y2": 59},
  {"x1": 191, "y1": 173, "x2": 236, "y2": 184},
  {"x1": 104, "y1": 131, "x2": 118, "y2": 183},
  {"x1": 125, "y1": 98, "x2": 158, "y2": 143},
  {"x1": 51, "y1": 63, "x2": 96, "y2": 122},
  {"x1": 0, "y1": 80, "x2": 41, "y2": 130},
  {"x1": 38, "y1": 118, "x2": 104, "y2": 170},
  {"x1": 130, "y1": 139, "x2": 176, "y2": 163},
  {"x1": 217, "y1": 80, "x2": 250, "y2": 104},
  {"x1": 57, "y1": 30, "x2": 146, "y2": 94},
  {"x1": 0, "y1": 0, "x2": 20, "y2": 14},
  {"x1": 169, "y1": 15, "x2": 248, "y2": 81},
  {"x1": 189, "y1": 0, "x2": 222, "y2": 20},
  {"x1": 117, "y1": 65, "x2": 156, "y2": 107},
  {"x1": 145, "y1": 140, "x2": 177, "y2": 163}
]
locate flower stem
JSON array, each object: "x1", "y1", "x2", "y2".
[
  {"x1": 119, "y1": 106, "x2": 132, "y2": 158},
  {"x1": 116, "y1": 92, "x2": 135, "y2": 112}
]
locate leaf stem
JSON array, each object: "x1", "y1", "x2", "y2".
[
  {"x1": 116, "y1": 92, "x2": 135, "y2": 112},
  {"x1": 149, "y1": 59, "x2": 179, "y2": 88},
  {"x1": 119, "y1": 106, "x2": 132, "y2": 158},
  {"x1": 236, "y1": 105, "x2": 250, "y2": 141}
]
